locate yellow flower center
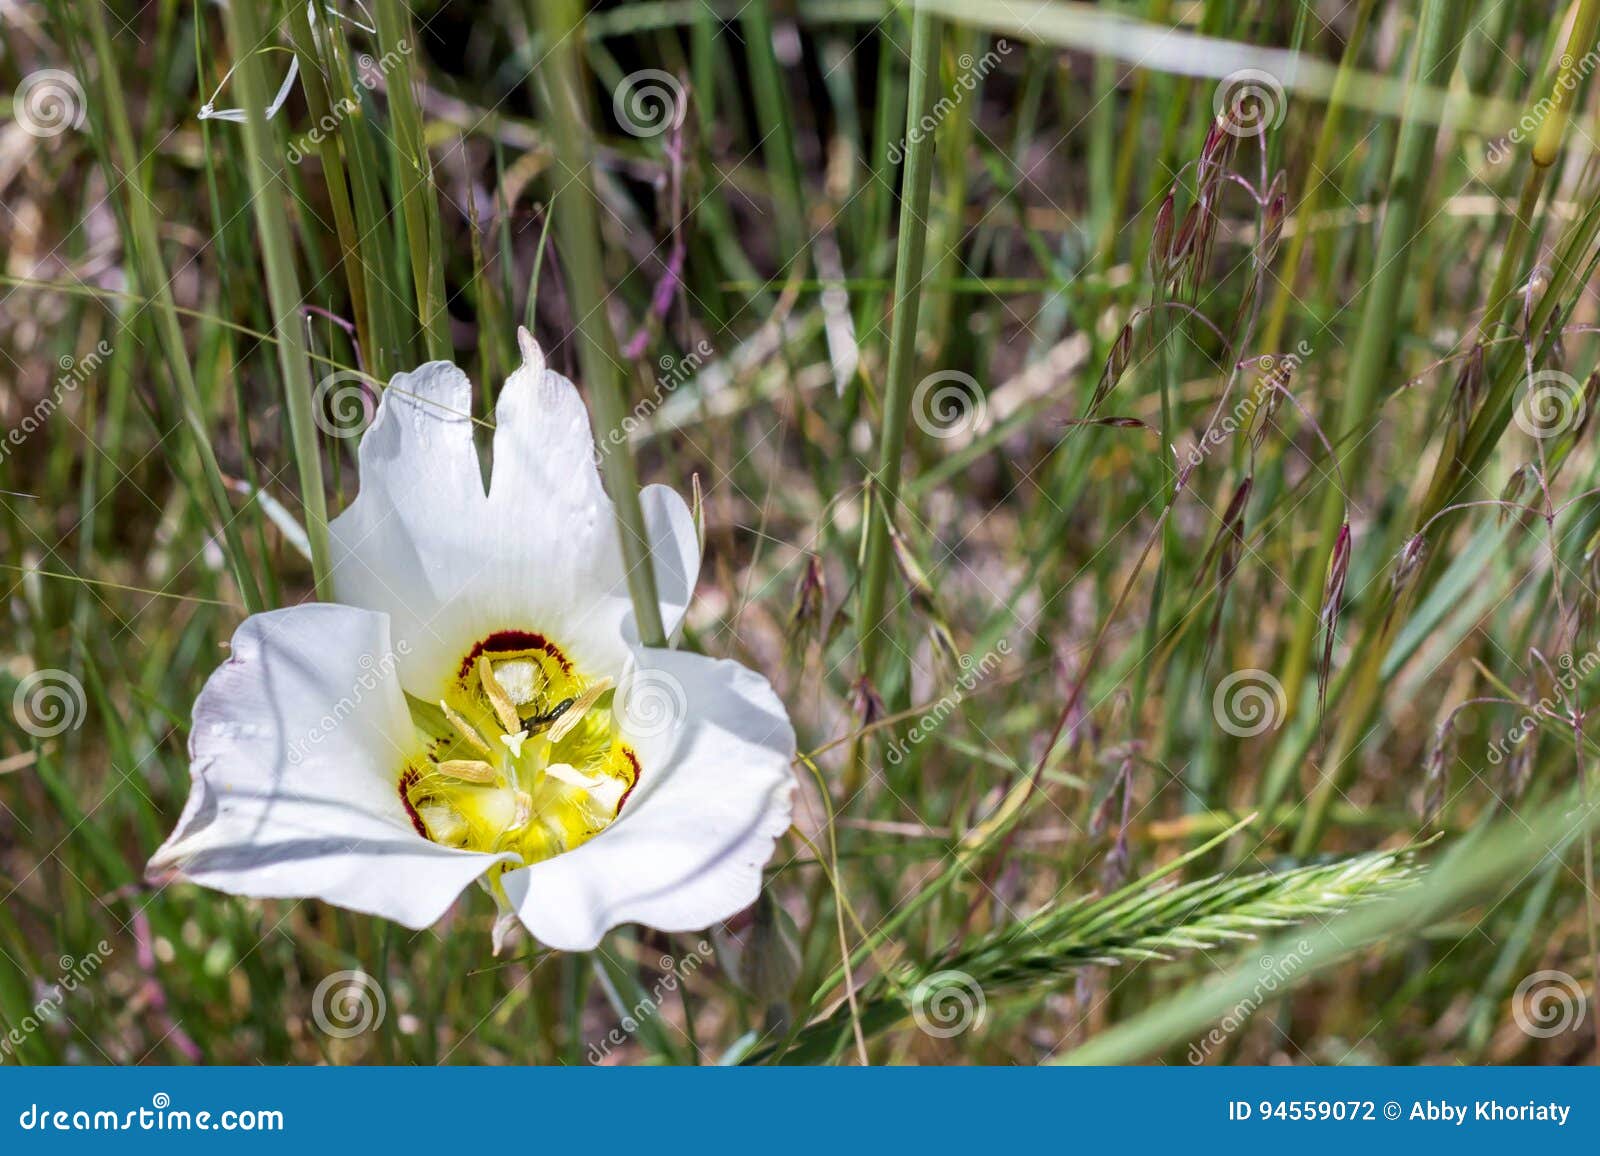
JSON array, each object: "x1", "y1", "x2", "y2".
[{"x1": 398, "y1": 631, "x2": 638, "y2": 867}]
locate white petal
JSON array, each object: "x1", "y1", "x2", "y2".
[
  {"x1": 480, "y1": 341, "x2": 634, "y2": 672},
  {"x1": 329, "y1": 346, "x2": 701, "y2": 696},
  {"x1": 639, "y1": 483, "x2": 700, "y2": 640},
  {"x1": 147, "y1": 604, "x2": 509, "y2": 929},
  {"x1": 503, "y1": 648, "x2": 795, "y2": 951},
  {"x1": 327, "y1": 362, "x2": 499, "y2": 699},
  {"x1": 488, "y1": 335, "x2": 612, "y2": 539}
]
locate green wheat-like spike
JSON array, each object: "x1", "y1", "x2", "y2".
[{"x1": 769, "y1": 850, "x2": 1417, "y2": 1064}]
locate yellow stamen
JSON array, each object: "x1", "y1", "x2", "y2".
[
  {"x1": 435, "y1": 759, "x2": 498, "y2": 784},
  {"x1": 401, "y1": 632, "x2": 640, "y2": 870},
  {"x1": 548, "y1": 677, "x2": 614, "y2": 744},
  {"x1": 439, "y1": 700, "x2": 493, "y2": 756},
  {"x1": 478, "y1": 654, "x2": 522, "y2": 734}
]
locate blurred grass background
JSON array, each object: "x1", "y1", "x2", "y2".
[{"x1": 2, "y1": 0, "x2": 1599, "y2": 1064}]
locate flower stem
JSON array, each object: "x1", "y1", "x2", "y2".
[
  {"x1": 1270, "y1": 0, "x2": 1462, "y2": 831},
  {"x1": 535, "y1": 0, "x2": 666, "y2": 648},
  {"x1": 847, "y1": 4, "x2": 942, "y2": 794},
  {"x1": 220, "y1": 0, "x2": 333, "y2": 600},
  {"x1": 285, "y1": 3, "x2": 372, "y2": 369},
  {"x1": 64, "y1": 0, "x2": 266, "y2": 613},
  {"x1": 1477, "y1": 0, "x2": 1600, "y2": 339},
  {"x1": 373, "y1": 0, "x2": 451, "y2": 362}
]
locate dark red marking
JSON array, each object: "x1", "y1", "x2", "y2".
[
  {"x1": 457, "y1": 630, "x2": 572, "y2": 680},
  {"x1": 614, "y1": 748, "x2": 642, "y2": 815},
  {"x1": 398, "y1": 766, "x2": 429, "y2": 839}
]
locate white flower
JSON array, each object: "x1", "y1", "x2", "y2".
[{"x1": 148, "y1": 330, "x2": 795, "y2": 952}]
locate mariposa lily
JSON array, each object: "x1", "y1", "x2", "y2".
[{"x1": 148, "y1": 331, "x2": 796, "y2": 952}]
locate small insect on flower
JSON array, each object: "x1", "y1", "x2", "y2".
[{"x1": 147, "y1": 329, "x2": 796, "y2": 952}]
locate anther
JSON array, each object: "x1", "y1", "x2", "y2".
[
  {"x1": 548, "y1": 677, "x2": 614, "y2": 744},
  {"x1": 435, "y1": 759, "x2": 498, "y2": 784},
  {"x1": 478, "y1": 655, "x2": 522, "y2": 734},
  {"x1": 439, "y1": 700, "x2": 494, "y2": 757}
]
